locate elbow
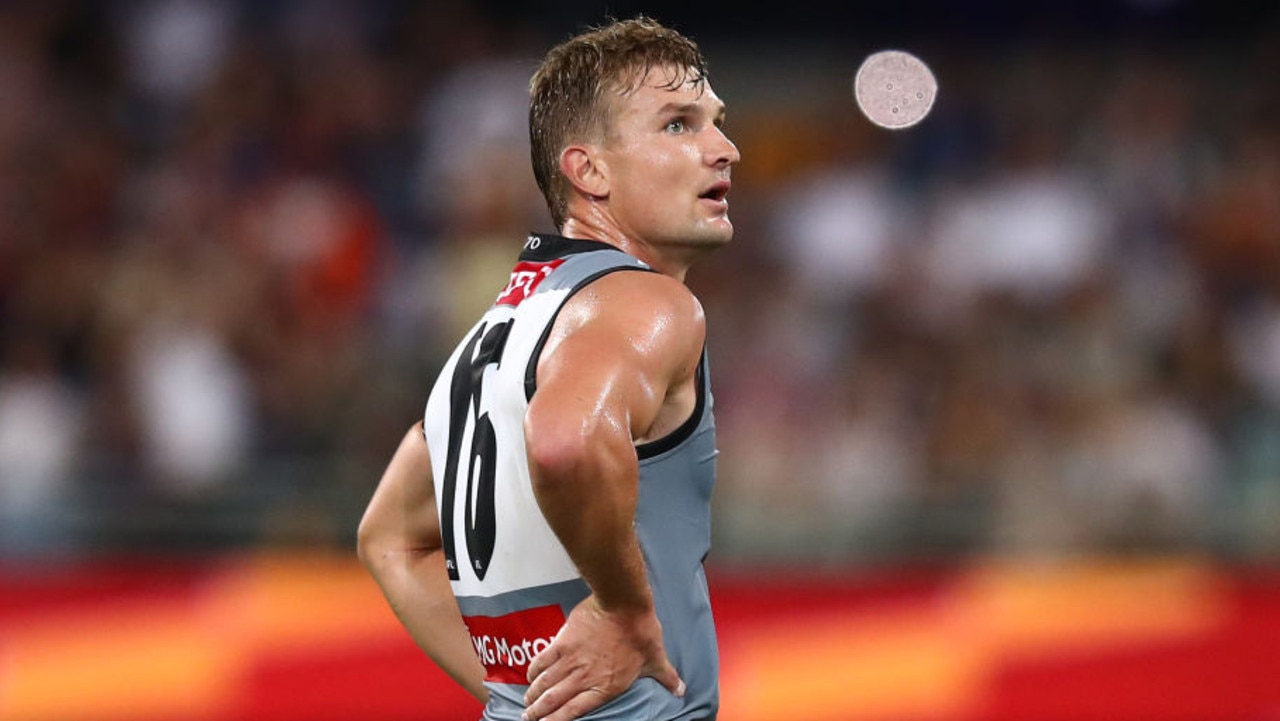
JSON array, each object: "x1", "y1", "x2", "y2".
[
  {"x1": 356, "y1": 512, "x2": 386, "y2": 571},
  {"x1": 356, "y1": 507, "x2": 441, "y2": 573},
  {"x1": 524, "y1": 414, "x2": 629, "y2": 497},
  {"x1": 356, "y1": 521, "x2": 375, "y2": 570},
  {"x1": 526, "y1": 417, "x2": 587, "y2": 494}
]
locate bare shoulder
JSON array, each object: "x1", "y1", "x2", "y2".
[
  {"x1": 535, "y1": 269, "x2": 706, "y2": 400},
  {"x1": 532, "y1": 270, "x2": 705, "y2": 442},
  {"x1": 558, "y1": 269, "x2": 705, "y2": 355}
]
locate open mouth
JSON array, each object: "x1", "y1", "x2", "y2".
[{"x1": 699, "y1": 181, "x2": 730, "y2": 203}]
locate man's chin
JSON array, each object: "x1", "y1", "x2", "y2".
[{"x1": 691, "y1": 218, "x2": 734, "y2": 246}]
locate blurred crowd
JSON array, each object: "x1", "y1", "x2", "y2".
[{"x1": 0, "y1": 1, "x2": 1277, "y2": 565}]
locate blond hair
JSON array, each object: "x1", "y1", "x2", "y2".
[{"x1": 528, "y1": 17, "x2": 708, "y2": 229}]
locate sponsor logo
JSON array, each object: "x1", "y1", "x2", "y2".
[
  {"x1": 464, "y1": 604, "x2": 566, "y2": 684},
  {"x1": 495, "y1": 260, "x2": 563, "y2": 307}
]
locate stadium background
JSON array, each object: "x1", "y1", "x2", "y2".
[{"x1": 1, "y1": 1, "x2": 1279, "y2": 719}]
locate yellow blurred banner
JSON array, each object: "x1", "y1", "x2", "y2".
[{"x1": 1, "y1": 554, "x2": 1276, "y2": 721}]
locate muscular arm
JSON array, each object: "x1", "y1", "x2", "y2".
[
  {"x1": 357, "y1": 423, "x2": 488, "y2": 704},
  {"x1": 521, "y1": 270, "x2": 704, "y2": 721}
]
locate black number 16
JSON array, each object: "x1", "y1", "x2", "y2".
[{"x1": 441, "y1": 319, "x2": 513, "y2": 581}]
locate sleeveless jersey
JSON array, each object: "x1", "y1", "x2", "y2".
[{"x1": 422, "y1": 233, "x2": 720, "y2": 721}]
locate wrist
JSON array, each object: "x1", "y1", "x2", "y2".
[{"x1": 589, "y1": 591, "x2": 655, "y2": 619}]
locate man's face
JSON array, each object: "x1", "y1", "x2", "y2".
[{"x1": 597, "y1": 66, "x2": 740, "y2": 250}]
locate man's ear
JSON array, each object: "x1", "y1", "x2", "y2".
[{"x1": 559, "y1": 145, "x2": 609, "y2": 199}]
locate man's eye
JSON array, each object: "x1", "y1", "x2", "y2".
[{"x1": 665, "y1": 119, "x2": 686, "y2": 133}]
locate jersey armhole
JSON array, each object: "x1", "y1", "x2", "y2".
[{"x1": 635, "y1": 351, "x2": 707, "y2": 460}]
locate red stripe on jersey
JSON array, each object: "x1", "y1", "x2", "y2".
[
  {"x1": 464, "y1": 604, "x2": 565, "y2": 684},
  {"x1": 495, "y1": 260, "x2": 564, "y2": 307}
]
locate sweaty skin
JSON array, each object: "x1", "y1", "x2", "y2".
[
  {"x1": 519, "y1": 64, "x2": 737, "y2": 721},
  {"x1": 521, "y1": 270, "x2": 703, "y2": 721}
]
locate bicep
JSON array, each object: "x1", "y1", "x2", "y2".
[
  {"x1": 528, "y1": 272, "x2": 705, "y2": 445},
  {"x1": 358, "y1": 423, "x2": 441, "y2": 553}
]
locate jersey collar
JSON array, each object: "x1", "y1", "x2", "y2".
[{"x1": 519, "y1": 233, "x2": 620, "y2": 263}]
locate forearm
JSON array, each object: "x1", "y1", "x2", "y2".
[
  {"x1": 358, "y1": 423, "x2": 487, "y2": 704},
  {"x1": 528, "y1": 432, "x2": 653, "y2": 614},
  {"x1": 522, "y1": 426, "x2": 684, "y2": 720},
  {"x1": 363, "y1": 546, "x2": 488, "y2": 703}
]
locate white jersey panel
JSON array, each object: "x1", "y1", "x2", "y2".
[{"x1": 423, "y1": 288, "x2": 581, "y2": 599}]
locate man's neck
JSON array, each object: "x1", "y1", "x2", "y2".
[{"x1": 559, "y1": 215, "x2": 694, "y2": 282}]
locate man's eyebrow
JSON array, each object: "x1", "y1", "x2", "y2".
[{"x1": 657, "y1": 100, "x2": 727, "y2": 121}]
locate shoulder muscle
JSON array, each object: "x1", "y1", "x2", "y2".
[{"x1": 532, "y1": 270, "x2": 704, "y2": 440}]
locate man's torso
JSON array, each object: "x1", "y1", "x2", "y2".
[{"x1": 422, "y1": 233, "x2": 720, "y2": 720}]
